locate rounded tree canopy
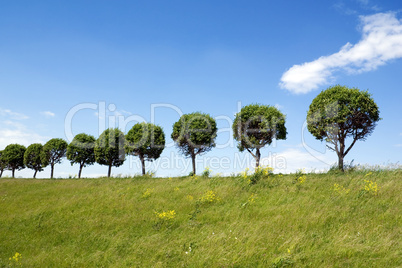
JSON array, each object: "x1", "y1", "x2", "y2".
[
  {"x1": 0, "y1": 150, "x2": 6, "y2": 170},
  {"x1": 66, "y1": 133, "x2": 96, "y2": 166},
  {"x1": 125, "y1": 122, "x2": 165, "y2": 161},
  {"x1": 171, "y1": 112, "x2": 217, "y2": 157},
  {"x1": 41, "y1": 138, "x2": 68, "y2": 166},
  {"x1": 2, "y1": 144, "x2": 26, "y2": 171},
  {"x1": 307, "y1": 85, "x2": 380, "y2": 142},
  {"x1": 24, "y1": 143, "x2": 44, "y2": 171},
  {"x1": 233, "y1": 104, "x2": 287, "y2": 151},
  {"x1": 95, "y1": 128, "x2": 126, "y2": 167}
]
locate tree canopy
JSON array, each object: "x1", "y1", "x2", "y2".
[
  {"x1": 171, "y1": 112, "x2": 217, "y2": 175},
  {"x1": 126, "y1": 123, "x2": 165, "y2": 175},
  {"x1": 307, "y1": 85, "x2": 380, "y2": 171},
  {"x1": 24, "y1": 143, "x2": 44, "y2": 178},
  {"x1": 95, "y1": 128, "x2": 126, "y2": 177},
  {"x1": 41, "y1": 138, "x2": 68, "y2": 178},
  {"x1": 67, "y1": 133, "x2": 96, "y2": 178},
  {"x1": 0, "y1": 151, "x2": 6, "y2": 178},
  {"x1": 2, "y1": 144, "x2": 26, "y2": 178},
  {"x1": 233, "y1": 104, "x2": 287, "y2": 167}
]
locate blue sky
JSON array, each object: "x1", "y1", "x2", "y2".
[{"x1": 1, "y1": 0, "x2": 401, "y2": 178}]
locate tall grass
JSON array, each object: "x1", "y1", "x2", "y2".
[{"x1": 0, "y1": 169, "x2": 401, "y2": 267}]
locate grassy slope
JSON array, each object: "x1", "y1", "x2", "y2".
[{"x1": 0, "y1": 170, "x2": 401, "y2": 267}]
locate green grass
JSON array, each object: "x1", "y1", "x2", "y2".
[{"x1": 0, "y1": 169, "x2": 401, "y2": 267}]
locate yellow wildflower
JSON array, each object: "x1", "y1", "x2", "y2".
[
  {"x1": 199, "y1": 190, "x2": 220, "y2": 203},
  {"x1": 155, "y1": 210, "x2": 176, "y2": 220}
]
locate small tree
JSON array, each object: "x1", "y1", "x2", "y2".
[
  {"x1": 0, "y1": 151, "x2": 6, "y2": 178},
  {"x1": 233, "y1": 104, "x2": 287, "y2": 167},
  {"x1": 126, "y1": 123, "x2": 165, "y2": 175},
  {"x1": 307, "y1": 85, "x2": 380, "y2": 171},
  {"x1": 171, "y1": 112, "x2": 217, "y2": 175},
  {"x1": 24, "y1": 143, "x2": 44, "y2": 178},
  {"x1": 95, "y1": 128, "x2": 126, "y2": 177},
  {"x1": 66, "y1": 133, "x2": 96, "y2": 178},
  {"x1": 41, "y1": 138, "x2": 68, "y2": 179},
  {"x1": 2, "y1": 144, "x2": 26, "y2": 178}
]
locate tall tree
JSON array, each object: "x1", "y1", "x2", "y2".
[
  {"x1": 41, "y1": 138, "x2": 68, "y2": 178},
  {"x1": 126, "y1": 123, "x2": 165, "y2": 175},
  {"x1": 307, "y1": 85, "x2": 380, "y2": 171},
  {"x1": 2, "y1": 144, "x2": 26, "y2": 178},
  {"x1": 24, "y1": 143, "x2": 44, "y2": 178},
  {"x1": 233, "y1": 104, "x2": 287, "y2": 167},
  {"x1": 95, "y1": 128, "x2": 126, "y2": 177},
  {"x1": 171, "y1": 112, "x2": 217, "y2": 175},
  {"x1": 66, "y1": 133, "x2": 96, "y2": 178},
  {"x1": 0, "y1": 151, "x2": 6, "y2": 178}
]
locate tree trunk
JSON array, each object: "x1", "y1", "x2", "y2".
[
  {"x1": 33, "y1": 170, "x2": 38, "y2": 179},
  {"x1": 338, "y1": 154, "x2": 344, "y2": 172},
  {"x1": 78, "y1": 164, "x2": 83, "y2": 179},
  {"x1": 140, "y1": 155, "x2": 146, "y2": 175},
  {"x1": 50, "y1": 164, "x2": 54, "y2": 179},
  {"x1": 12, "y1": 168, "x2": 15, "y2": 178},
  {"x1": 191, "y1": 154, "x2": 196, "y2": 175},
  {"x1": 338, "y1": 136, "x2": 345, "y2": 172},
  {"x1": 108, "y1": 164, "x2": 112, "y2": 178},
  {"x1": 255, "y1": 148, "x2": 261, "y2": 168},
  {"x1": 0, "y1": 169, "x2": 3, "y2": 178}
]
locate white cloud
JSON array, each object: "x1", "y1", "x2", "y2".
[
  {"x1": 41, "y1": 111, "x2": 55, "y2": 118},
  {"x1": 356, "y1": 0, "x2": 381, "y2": 12},
  {"x1": 333, "y1": 2, "x2": 357, "y2": 15},
  {"x1": 280, "y1": 12, "x2": 402, "y2": 94},
  {"x1": 0, "y1": 121, "x2": 49, "y2": 149},
  {"x1": 0, "y1": 108, "x2": 29, "y2": 120},
  {"x1": 261, "y1": 147, "x2": 336, "y2": 173},
  {"x1": 0, "y1": 107, "x2": 48, "y2": 148}
]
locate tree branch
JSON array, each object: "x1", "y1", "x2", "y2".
[
  {"x1": 344, "y1": 136, "x2": 358, "y2": 157},
  {"x1": 245, "y1": 147, "x2": 257, "y2": 159},
  {"x1": 326, "y1": 144, "x2": 336, "y2": 152}
]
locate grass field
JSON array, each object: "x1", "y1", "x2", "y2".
[{"x1": 0, "y1": 168, "x2": 401, "y2": 267}]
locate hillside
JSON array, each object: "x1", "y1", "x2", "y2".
[{"x1": 0, "y1": 169, "x2": 401, "y2": 267}]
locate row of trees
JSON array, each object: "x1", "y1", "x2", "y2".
[
  {"x1": 0, "y1": 139, "x2": 69, "y2": 179},
  {"x1": 0, "y1": 85, "x2": 380, "y2": 178},
  {"x1": 0, "y1": 106, "x2": 286, "y2": 178},
  {"x1": 0, "y1": 125, "x2": 164, "y2": 179}
]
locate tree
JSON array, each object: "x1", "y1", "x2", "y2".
[
  {"x1": 126, "y1": 123, "x2": 165, "y2": 175},
  {"x1": 171, "y1": 112, "x2": 217, "y2": 175},
  {"x1": 2, "y1": 144, "x2": 26, "y2": 178},
  {"x1": 95, "y1": 128, "x2": 126, "y2": 177},
  {"x1": 41, "y1": 138, "x2": 68, "y2": 178},
  {"x1": 66, "y1": 133, "x2": 96, "y2": 178},
  {"x1": 0, "y1": 151, "x2": 6, "y2": 178},
  {"x1": 24, "y1": 143, "x2": 44, "y2": 178},
  {"x1": 233, "y1": 104, "x2": 287, "y2": 167},
  {"x1": 307, "y1": 85, "x2": 380, "y2": 171}
]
